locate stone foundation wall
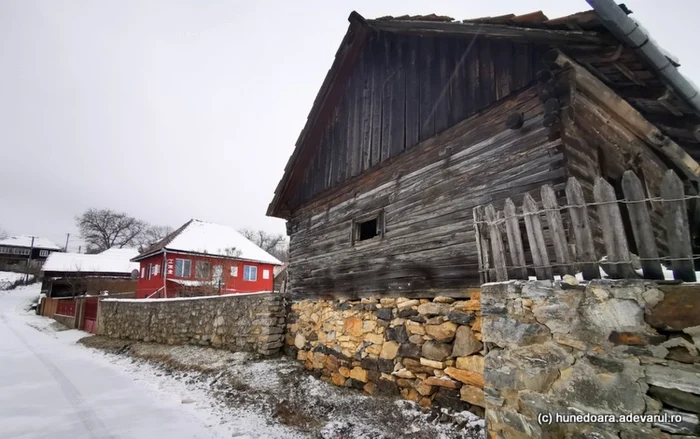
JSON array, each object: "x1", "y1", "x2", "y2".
[
  {"x1": 98, "y1": 294, "x2": 285, "y2": 355},
  {"x1": 482, "y1": 279, "x2": 700, "y2": 438},
  {"x1": 285, "y1": 292, "x2": 485, "y2": 414}
]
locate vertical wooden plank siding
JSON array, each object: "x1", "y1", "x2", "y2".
[{"x1": 287, "y1": 34, "x2": 543, "y2": 210}]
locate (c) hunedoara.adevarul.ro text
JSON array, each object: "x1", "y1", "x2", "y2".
[{"x1": 538, "y1": 412, "x2": 683, "y2": 425}]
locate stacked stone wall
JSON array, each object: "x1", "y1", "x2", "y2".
[
  {"x1": 285, "y1": 292, "x2": 485, "y2": 414},
  {"x1": 98, "y1": 294, "x2": 285, "y2": 355},
  {"x1": 482, "y1": 279, "x2": 700, "y2": 438}
]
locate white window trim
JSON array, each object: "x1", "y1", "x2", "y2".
[
  {"x1": 262, "y1": 269, "x2": 270, "y2": 280},
  {"x1": 175, "y1": 258, "x2": 192, "y2": 278},
  {"x1": 141, "y1": 267, "x2": 145, "y2": 278},
  {"x1": 243, "y1": 265, "x2": 257, "y2": 282},
  {"x1": 230, "y1": 265, "x2": 238, "y2": 277}
]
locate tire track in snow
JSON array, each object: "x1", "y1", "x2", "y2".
[{"x1": 0, "y1": 313, "x2": 113, "y2": 439}]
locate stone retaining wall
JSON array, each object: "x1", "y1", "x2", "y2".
[
  {"x1": 482, "y1": 279, "x2": 700, "y2": 438},
  {"x1": 98, "y1": 293, "x2": 285, "y2": 355},
  {"x1": 285, "y1": 292, "x2": 485, "y2": 414}
]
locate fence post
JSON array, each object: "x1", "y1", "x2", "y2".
[
  {"x1": 565, "y1": 177, "x2": 600, "y2": 280},
  {"x1": 473, "y1": 206, "x2": 490, "y2": 283},
  {"x1": 504, "y1": 198, "x2": 528, "y2": 279},
  {"x1": 594, "y1": 177, "x2": 636, "y2": 278},
  {"x1": 486, "y1": 204, "x2": 508, "y2": 281},
  {"x1": 541, "y1": 184, "x2": 573, "y2": 276},
  {"x1": 661, "y1": 170, "x2": 696, "y2": 282},
  {"x1": 522, "y1": 194, "x2": 552, "y2": 279},
  {"x1": 621, "y1": 170, "x2": 664, "y2": 280}
]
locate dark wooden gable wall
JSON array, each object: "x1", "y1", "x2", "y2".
[{"x1": 288, "y1": 32, "x2": 546, "y2": 210}]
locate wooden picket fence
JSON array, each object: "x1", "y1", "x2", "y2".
[{"x1": 474, "y1": 169, "x2": 697, "y2": 283}]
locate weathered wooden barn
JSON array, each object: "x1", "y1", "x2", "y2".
[{"x1": 268, "y1": 5, "x2": 700, "y2": 299}]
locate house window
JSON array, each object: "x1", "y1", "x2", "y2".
[
  {"x1": 153, "y1": 264, "x2": 160, "y2": 277},
  {"x1": 243, "y1": 265, "x2": 257, "y2": 281},
  {"x1": 352, "y1": 210, "x2": 384, "y2": 244},
  {"x1": 230, "y1": 265, "x2": 238, "y2": 277},
  {"x1": 39, "y1": 250, "x2": 49, "y2": 257},
  {"x1": 0, "y1": 247, "x2": 10, "y2": 254},
  {"x1": 213, "y1": 265, "x2": 223, "y2": 284},
  {"x1": 11, "y1": 248, "x2": 30, "y2": 256},
  {"x1": 195, "y1": 261, "x2": 211, "y2": 279},
  {"x1": 175, "y1": 259, "x2": 191, "y2": 278},
  {"x1": 141, "y1": 267, "x2": 145, "y2": 278},
  {"x1": 147, "y1": 263, "x2": 152, "y2": 280},
  {"x1": 262, "y1": 269, "x2": 270, "y2": 280}
]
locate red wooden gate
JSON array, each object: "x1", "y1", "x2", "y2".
[
  {"x1": 82, "y1": 297, "x2": 99, "y2": 334},
  {"x1": 55, "y1": 299, "x2": 76, "y2": 317}
]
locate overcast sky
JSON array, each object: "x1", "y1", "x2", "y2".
[{"x1": 1, "y1": 0, "x2": 698, "y2": 252}]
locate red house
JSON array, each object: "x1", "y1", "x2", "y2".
[{"x1": 131, "y1": 219, "x2": 282, "y2": 299}]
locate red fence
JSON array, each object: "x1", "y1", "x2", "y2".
[{"x1": 55, "y1": 299, "x2": 77, "y2": 317}]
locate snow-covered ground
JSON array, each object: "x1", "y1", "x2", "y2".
[
  {"x1": 0, "y1": 271, "x2": 32, "y2": 290},
  {"x1": 0, "y1": 283, "x2": 266, "y2": 438},
  {"x1": 0, "y1": 283, "x2": 485, "y2": 439}
]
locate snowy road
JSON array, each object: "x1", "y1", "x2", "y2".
[{"x1": 0, "y1": 284, "x2": 228, "y2": 439}]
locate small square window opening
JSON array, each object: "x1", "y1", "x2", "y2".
[
  {"x1": 352, "y1": 210, "x2": 384, "y2": 245},
  {"x1": 358, "y1": 218, "x2": 378, "y2": 241}
]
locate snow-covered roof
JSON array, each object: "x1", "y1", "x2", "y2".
[
  {"x1": 135, "y1": 220, "x2": 282, "y2": 266},
  {"x1": 99, "y1": 247, "x2": 140, "y2": 258},
  {"x1": 0, "y1": 235, "x2": 61, "y2": 250},
  {"x1": 42, "y1": 248, "x2": 140, "y2": 274}
]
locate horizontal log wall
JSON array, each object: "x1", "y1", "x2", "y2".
[
  {"x1": 287, "y1": 86, "x2": 565, "y2": 300},
  {"x1": 562, "y1": 81, "x2": 671, "y2": 255},
  {"x1": 289, "y1": 33, "x2": 545, "y2": 209}
]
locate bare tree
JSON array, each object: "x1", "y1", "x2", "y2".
[
  {"x1": 62, "y1": 262, "x2": 84, "y2": 298},
  {"x1": 136, "y1": 225, "x2": 174, "y2": 252},
  {"x1": 0, "y1": 227, "x2": 8, "y2": 239},
  {"x1": 76, "y1": 208, "x2": 148, "y2": 252},
  {"x1": 239, "y1": 228, "x2": 288, "y2": 262}
]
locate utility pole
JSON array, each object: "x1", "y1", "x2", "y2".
[
  {"x1": 64, "y1": 233, "x2": 70, "y2": 252},
  {"x1": 25, "y1": 236, "x2": 35, "y2": 282}
]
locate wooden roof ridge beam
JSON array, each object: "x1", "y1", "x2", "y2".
[
  {"x1": 553, "y1": 51, "x2": 700, "y2": 181},
  {"x1": 365, "y1": 18, "x2": 613, "y2": 46}
]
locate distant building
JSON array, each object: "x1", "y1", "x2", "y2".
[
  {"x1": 132, "y1": 219, "x2": 282, "y2": 298},
  {"x1": 41, "y1": 248, "x2": 140, "y2": 297},
  {"x1": 0, "y1": 235, "x2": 62, "y2": 265}
]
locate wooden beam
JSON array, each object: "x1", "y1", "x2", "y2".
[
  {"x1": 554, "y1": 52, "x2": 700, "y2": 181},
  {"x1": 366, "y1": 19, "x2": 612, "y2": 46}
]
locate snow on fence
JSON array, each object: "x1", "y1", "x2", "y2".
[{"x1": 474, "y1": 169, "x2": 697, "y2": 283}]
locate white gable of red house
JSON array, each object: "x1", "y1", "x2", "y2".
[{"x1": 131, "y1": 219, "x2": 282, "y2": 298}]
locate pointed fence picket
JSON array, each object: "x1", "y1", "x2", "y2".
[{"x1": 473, "y1": 169, "x2": 697, "y2": 283}]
